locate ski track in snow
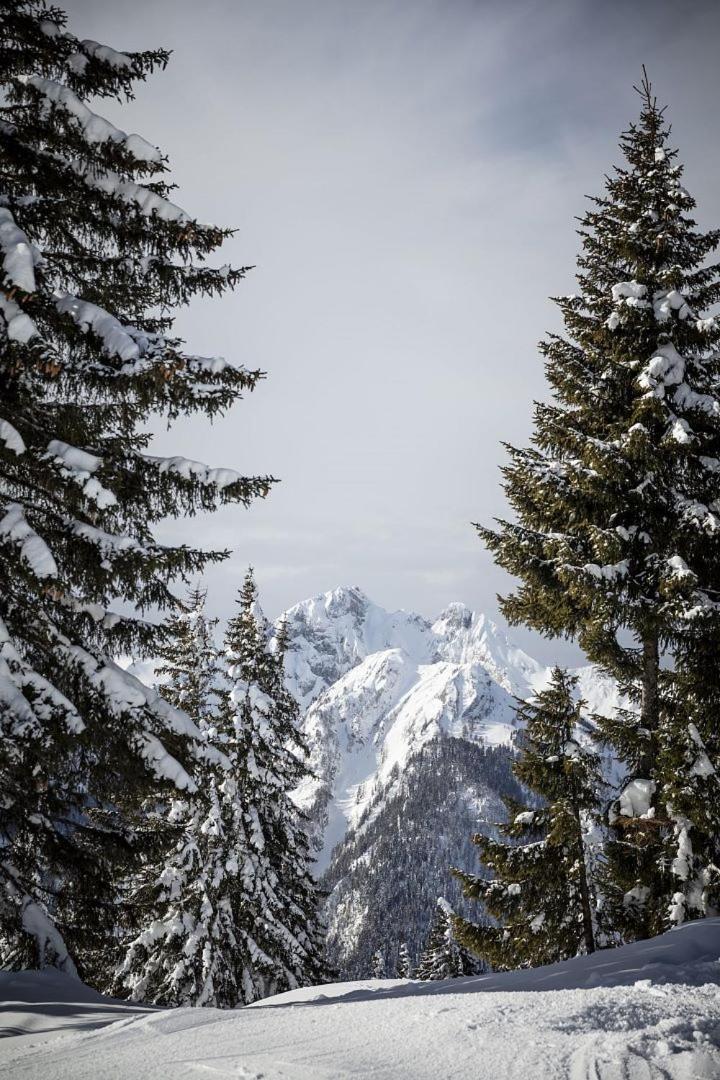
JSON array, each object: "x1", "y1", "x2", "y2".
[{"x1": 1, "y1": 920, "x2": 719, "y2": 1079}]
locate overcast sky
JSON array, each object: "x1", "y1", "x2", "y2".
[{"x1": 64, "y1": 0, "x2": 720, "y2": 663}]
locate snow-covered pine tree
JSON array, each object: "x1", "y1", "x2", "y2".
[
  {"x1": 154, "y1": 585, "x2": 220, "y2": 728},
  {"x1": 218, "y1": 572, "x2": 327, "y2": 1001},
  {"x1": 114, "y1": 756, "x2": 248, "y2": 1008},
  {"x1": 0, "y1": 2, "x2": 272, "y2": 977},
  {"x1": 453, "y1": 670, "x2": 600, "y2": 970},
  {"x1": 477, "y1": 72, "x2": 720, "y2": 941},
  {"x1": 370, "y1": 949, "x2": 386, "y2": 979},
  {"x1": 232, "y1": 571, "x2": 328, "y2": 1000},
  {"x1": 395, "y1": 941, "x2": 412, "y2": 979},
  {"x1": 110, "y1": 585, "x2": 229, "y2": 1002},
  {"x1": 116, "y1": 571, "x2": 327, "y2": 1006},
  {"x1": 416, "y1": 898, "x2": 476, "y2": 980}
]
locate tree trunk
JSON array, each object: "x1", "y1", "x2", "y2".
[
  {"x1": 574, "y1": 805, "x2": 596, "y2": 955},
  {"x1": 639, "y1": 629, "x2": 660, "y2": 774}
]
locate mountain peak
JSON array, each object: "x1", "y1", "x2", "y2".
[
  {"x1": 434, "y1": 601, "x2": 474, "y2": 630},
  {"x1": 324, "y1": 584, "x2": 371, "y2": 616}
]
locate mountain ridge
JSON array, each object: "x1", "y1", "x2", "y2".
[{"x1": 274, "y1": 585, "x2": 616, "y2": 869}]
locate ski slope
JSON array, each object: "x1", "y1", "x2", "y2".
[{"x1": 1, "y1": 919, "x2": 719, "y2": 1079}]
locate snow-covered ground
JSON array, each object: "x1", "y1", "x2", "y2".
[{"x1": 1, "y1": 919, "x2": 719, "y2": 1079}]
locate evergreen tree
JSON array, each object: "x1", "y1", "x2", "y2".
[
  {"x1": 154, "y1": 585, "x2": 220, "y2": 728},
  {"x1": 454, "y1": 670, "x2": 601, "y2": 970},
  {"x1": 0, "y1": 2, "x2": 272, "y2": 977},
  {"x1": 477, "y1": 72, "x2": 720, "y2": 940},
  {"x1": 416, "y1": 898, "x2": 476, "y2": 980},
  {"x1": 371, "y1": 949, "x2": 386, "y2": 979},
  {"x1": 219, "y1": 572, "x2": 327, "y2": 1001},
  {"x1": 118, "y1": 571, "x2": 327, "y2": 1006},
  {"x1": 114, "y1": 757, "x2": 250, "y2": 1007},
  {"x1": 395, "y1": 941, "x2": 412, "y2": 979},
  {"x1": 111, "y1": 585, "x2": 231, "y2": 1004}
]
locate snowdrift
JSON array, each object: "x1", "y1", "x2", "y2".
[{"x1": 1, "y1": 919, "x2": 719, "y2": 1078}]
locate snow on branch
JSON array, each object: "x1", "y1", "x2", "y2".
[
  {"x1": 673, "y1": 383, "x2": 720, "y2": 418},
  {"x1": 611, "y1": 280, "x2": 648, "y2": 304},
  {"x1": 611, "y1": 778, "x2": 656, "y2": 822},
  {"x1": 638, "y1": 343, "x2": 685, "y2": 397},
  {"x1": 671, "y1": 491, "x2": 720, "y2": 533},
  {"x1": 0, "y1": 419, "x2": 25, "y2": 455},
  {"x1": 147, "y1": 455, "x2": 251, "y2": 491},
  {"x1": 2, "y1": 864, "x2": 78, "y2": 977},
  {"x1": 63, "y1": 649, "x2": 204, "y2": 791},
  {"x1": 71, "y1": 159, "x2": 191, "y2": 224},
  {"x1": 55, "y1": 293, "x2": 149, "y2": 363},
  {"x1": 77, "y1": 650, "x2": 229, "y2": 781},
  {"x1": 70, "y1": 39, "x2": 134, "y2": 72},
  {"x1": 50, "y1": 297, "x2": 245, "y2": 386},
  {"x1": 185, "y1": 355, "x2": 238, "y2": 375},
  {"x1": 22, "y1": 76, "x2": 161, "y2": 165},
  {"x1": 0, "y1": 614, "x2": 85, "y2": 735},
  {"x1": 606, "y1": 281, "x2": 649, "y2": 329},
  {"x1": 47, "y1": 440, "x2": 101, "y2": 475},
  {"x1": 653, "y1": 288, "x2": 693, "y2": 323},
  {"x1": 70, "y1": 520, "x2": 141, "y2": 556},
  {"x1": 667, "y1": 417, "x2": 693, "y2": 445},
  {"x1": 0, "y1": 292, "x2": 39, "y2": 343},
  {"x1": 0, "y1": 503, "x2": 57, "y2": 579},
  {"x1": 688, "y1": 723, "x2": 715, "y2": 778},
  {"x1": 0, "y1": 206, "x2": 42, "y2": 293},
  {"x1": 137, "y1": 731, "x2": 196, "y2": 791},
  {"x1": 46, "y1": 440, "x2": 117, "y2": 510},
  {"x1": 581, "y1": 560, "x2": 629, "y2": 581},
  {"x1": 666, "y1": 554, "x2": 696, "y2": 579},
  {"x1": 0, "y1": 649, "x2": 45, "y2": 737}
]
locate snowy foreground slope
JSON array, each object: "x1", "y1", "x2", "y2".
[{"x1": 1, "y1": 920, "x2": 719, "y2": 1079}]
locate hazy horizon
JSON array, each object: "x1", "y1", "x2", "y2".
[{"x1": 61, "y1": 0, "x2": 720, "y2": 663}]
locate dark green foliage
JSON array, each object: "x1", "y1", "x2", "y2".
[
  {"x1": 454, "y1": 670, "x2": 601, "y2": 970},
  {"x1": 416, "y1": 897, "x2": 478, "y2": 980},
  {"x1": 0, "y1": 1, "x2": 271, "y2": 978},
  {"x1": 114, "y1": 760, "x2": 249, "y2": 1008},
  {"x1": 598, "y1": 648, "x2": 720, "y2": 937},
  {"x1": 478, "y1": 72, "x2": 720, "y2": 940},
  {"x1": 662, "y1": 637, "x2": 720, "y2": 922}
]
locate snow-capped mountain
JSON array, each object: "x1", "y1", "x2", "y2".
[
  {"x1": 280, "y1": 587, "x2": 548, "y2": 706},
  {"x1": 271, "y1": 586, "x2": 618, "y2": 976},
  {"x1": 276, "y1": 587, "x2": 614, "y2": 868},
  {"x1": 279, "y1": 585, "x2": 436, "y2": 709}
]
